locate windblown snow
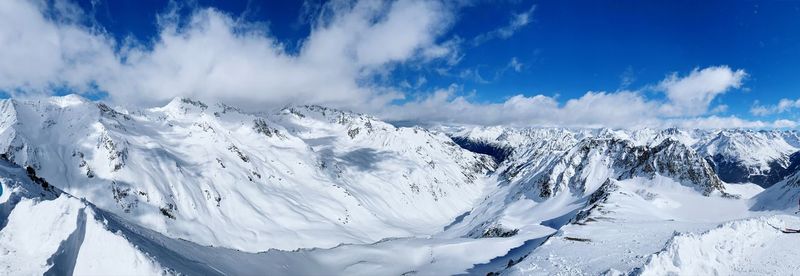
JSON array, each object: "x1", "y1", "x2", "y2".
[{"x1": 1, "y1": 95, "x2": 799, "y2": 275}]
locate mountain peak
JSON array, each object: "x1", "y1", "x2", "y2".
[{"x1": 49, "y1": 94, "x2": 91, "y2": 107}]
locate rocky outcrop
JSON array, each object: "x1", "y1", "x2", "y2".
[{"x1": 525, "y1": 137, "x2": 727, "y2": 200}]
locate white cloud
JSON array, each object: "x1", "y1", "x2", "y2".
[
  {"x1": 399, "y1": 76, "x2": 428, "y2": 89},
  {"x1": 458, "y1": 68, "x2": 489, "y2": 84},
  {"x1": 381, "y1": 86, "x2": 794, "y2": 129},
  {"x1": 0, "y1": 1, "x2": 793, "y2": 129},
  {"x1": 670, "y1": 116, "x2": 797, "y2": 129},
  {"x1": 750, "y1": 98, "x2": 800, "y2": 116},
  {"x1": 0, "y1": 0, "x2": 456, "y2": 110},
  {"x1": 657, "y1": 66, "x2": 746, "y2": 117},
  {"x1": 472, "y1": 5, "x2": 535, "y2": 45},
  {"x1": 750, "y1": 102, "x2": 773, "y2": 116},
  {"x1": 380, "y1": 85, "x2": 661, "y2": 128},
  {"x1": 777, "y1": 98, "x2": 800, "y2": 112},
  {"x1": 710, "y1": 104, "x2": 728, "y2": 114},
  {"x1": 619, "y1": 66, "x2": 635, "y2": 89},
  {"x1": 378, "y1": 66, "x2": 790, "y2": 129},
  {"x1": 774, "y1": 119, "x2": 798, "y2": 128},
  {"x1": 508, "y1": 57, "x2": 523, "y2": 72},
  {"x1": 0, "y1": 0, "x2": 117, "y2": 96}
]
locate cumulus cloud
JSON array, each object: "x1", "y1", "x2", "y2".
[
  {"x1": 109, "y1": 0, "x2": 454, "y2": 109},
  {"x1": 657, "y1": 66, "x2": 747, "y2": 117},
  {"x1": 0, "y1": 0, "x2": 456, "y2": 109},
  {"x1": 0, "y1": 0, "x2": 117, "y2": 96},
  {"x1": 380, "y1": 85, "x2": 661, "y2": 128},
  {"x1": 777, "y1": 99, "x2": 800, "y2": 112},
  {"x1": 668, "y1": 116, "x2": 797, "y2": 129},
  {"x1": 378, "y1": 66, "x2": 793, "y2": 129},
  {"x1": 472, "y1": 5, "x2": 535, "y2": 45}
]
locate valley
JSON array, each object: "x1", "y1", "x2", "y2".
[{"x1": 0, "y1": 96, "x2": 799, "y2": 275}]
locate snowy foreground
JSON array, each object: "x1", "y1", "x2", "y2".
[{"x1": 1, "y1": 96, "x2": 800, "y2": 275}]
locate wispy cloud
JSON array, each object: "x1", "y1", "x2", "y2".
[
  {"x1": 508, "y1": 57, "x2": 523, "y2": 72},
  {"x1": 619, "y1": 66, "x2": 635, "y2": 89},
  {"x1": 472, "y1": 5, "x2": 535, "y2": 46},
  {"x1": 458, "y1": 68, "x2": 490, "y2": 84},
  {"x1": 751, "y1": 98, "x2": 800, "y2": 116}
]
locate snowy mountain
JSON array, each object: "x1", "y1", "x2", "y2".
[
  {"x1": 516, "y1": 137, "x2": 728, "y2": 199},
  {"x1": 0, "y1": 159, "x2": 167, "y2": 274},
  {"x1": 447, "y1": 126, "x2": 800, "y2": 188},
  {"x1": 1, "y1": 156, "x2": 534, "y2": 275},
  {"x1": 442, "y1": 125, "x2": 800, "y2": 275},
  {"x1": 695, "y1": 129, "x2": 800, "y2": 187},
  {"x1": 0, "y1": 96, "x2": 494, "y2": 252},
  {"x1": 436, "y1": 128, "x2": 729, "y2": 246},
  {"x1": 2, "y1": 97, "x2": 800, "y2": 275}
]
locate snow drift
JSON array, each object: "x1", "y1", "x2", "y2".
[{"x1": 637, "y1": 215, "x2": 800, "y2": 275}]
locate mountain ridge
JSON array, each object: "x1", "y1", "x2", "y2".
[
  {"x1": 0, "y1": 95, "x2": 495, "y2": 252},
  {"x1": 2, "y1": 95, "x2": 800, "y2": 275}
]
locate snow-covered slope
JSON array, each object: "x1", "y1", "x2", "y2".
[
  {"x1": 637, "y1": 215, "x2": 800, "y2": 275},
  {"x1": 0, "y1": 195, "x2": 166, "y2": 275},
  {"x1": 3, "y1": 150, "x2": 790, "y2": 276},
  {"x1": 0, "y1": 155, "x2": 554, "y2": 275},
  {"x1": 502, "y1": 175, "x2": 755, "y2": 275},
  {"x1": 3, "y1": 99, "x2": 800, "y2": 275},
  {"x1": 695, "y1": 129, "x2": 800, "y2": 187},
  {"x1": 439, "y1": 125, "x2": 800, "y2": 275},
  {"x1": 434, "y1": 131, "x2": 731, "y2": 261},
  {"x1": 0, "y1": 95, "x2": 494, "y2": 252},
  {"x1": 751, "y1": 168, "x2": 800, "y2": 211},
  {"x1": 0, "y1": 158, "x2": 167, "y2": 274}
]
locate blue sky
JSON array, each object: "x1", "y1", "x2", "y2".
[{"x1": 1, "y1": 0, "x2": 799, "y2": 128}]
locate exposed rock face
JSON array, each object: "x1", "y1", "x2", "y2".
[
  {"x1": 450, "y1": 136, "x2": 513, "y2": 164},
  {"x1": 480, "y1": 225, "x2": 520, "y2": 238},
  {"x1": 573, "y1": 178, "x2": 620, "y2": 223},
  {"x1": 437, "y1": 128, "x2": 740, "y2": 244},
  {"x1": 629, "y1": 138, "x2": 727, "y2": 196},
  {"x1": 704, "y1": 152, "x2": 800, "y2": 188},
  {"x1": 522, "y1": 137, "x2": 727, "y2": 200},
  {"x1": 447, "y1": 126, "x2": 800, "y2": 195}
]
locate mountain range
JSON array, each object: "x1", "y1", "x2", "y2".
[{"x1": 1, "y1": 95, "x2": 799, "y2": 275}]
